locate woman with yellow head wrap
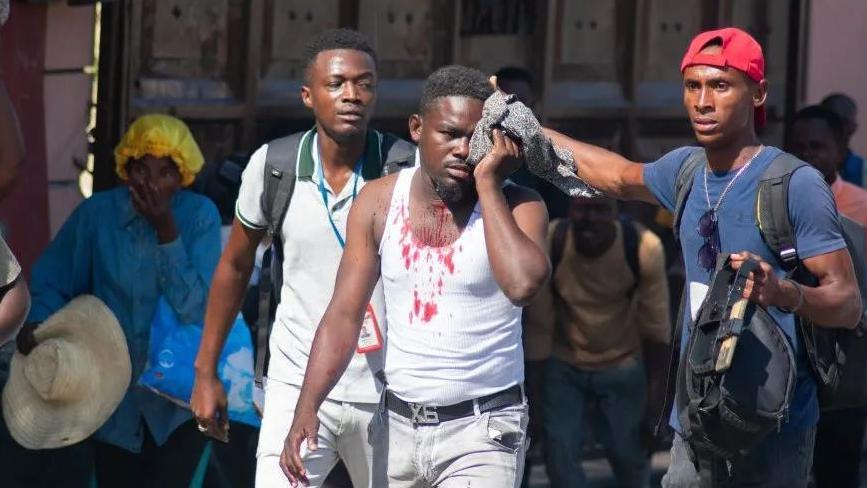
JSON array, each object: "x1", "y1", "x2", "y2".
[
  {"x1": 111, "y1": 114, "x2": 207, "y2": 243},
  {"x1": 15, "y1": 114, "x2": 221, "y2": 486},
  {"x1": 115, "y1": 114, "x2": 204, "y2": 188}
]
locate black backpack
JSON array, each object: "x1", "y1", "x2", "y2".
[
  {"x1": 253, "y1": 129, "x2": 416, "y2": 388},
  {"x1": 550, "y1": 215, "x2": 641, "y2": 296},
  {"x1": 679, "y1": 256, "x2": 796, "y2": 460},
  {"x1": 662, "y1": 148, "x2": 867, "y2": 424}
]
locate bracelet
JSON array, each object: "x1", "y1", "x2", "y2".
[{"x1": 778, "y1": 279, "x2": 804, "y2": 314}]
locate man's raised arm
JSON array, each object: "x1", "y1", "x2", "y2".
[
  {"x1": 543, "y1": 127, "x2": 658, "y2": 204},
  {"x1": 280, "y1": 182, "x2": 385, "y2": 484}
]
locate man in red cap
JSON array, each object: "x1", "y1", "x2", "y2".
[{"x1": 538, "y1": 27, "x2": 861, "y2": 486}]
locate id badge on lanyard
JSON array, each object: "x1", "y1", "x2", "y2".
[{"x1": 318, "y1": 157, "x2": 383, "y2": 354}]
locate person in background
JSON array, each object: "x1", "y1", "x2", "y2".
[
  {"x1": 791, "y1": 105, "x2": 867, "y2": 228},
  {"x1": 788, "y1": 104, "x2": 867, "y2": 488},
  {"x1": 8, "y1": 114, "x2": 221, "y2": 487},
  {"x1": 525, "y1": 196, "x2": 669, "y2": 487},
  {"x1": 821, "y1": 93, "x2": 865, "y2": 189}
]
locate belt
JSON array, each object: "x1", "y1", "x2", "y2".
[{"x1": 385, "y1": 385, "x2": 523, "y2": 425}]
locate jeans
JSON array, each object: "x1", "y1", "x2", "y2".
[
  {"x1": 543, "y1": 357, "x2": 649, "y2": 488},
  {"x1": 255, "y1": 379, "x2": 378, "y2": 488},
  {"x1": 369, "y1": 398, "x2": 529, "y2": 487},
  {"x1": 662, "y1": 428, "x2": 816, "y2": 488}
]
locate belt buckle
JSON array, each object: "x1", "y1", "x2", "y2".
[{"x1": 408, "y1": 403, "x2": 439, "y2": 425}]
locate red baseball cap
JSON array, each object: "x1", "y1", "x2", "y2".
[{"x1": 680, "y1": 27, "x2": 766, "y2": 127}]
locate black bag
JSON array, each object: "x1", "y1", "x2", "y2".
[
  {"x1": 253, "y1": 129, "x2": 415, "y2": 387},
  {"x1": 679, "y1": 257, "x2": 796, "y2": 461}
]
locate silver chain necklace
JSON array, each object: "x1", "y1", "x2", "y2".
[{"x1": 704, "y1": 145, "x2": 764, "y2": 213}]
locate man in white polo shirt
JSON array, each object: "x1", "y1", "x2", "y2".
[
  {"x1": 190, "y1": 29, "x2": 414, "y2": 487},
  {"x1": 282, "y1": 65, "x2": 550, "y2": 487}
]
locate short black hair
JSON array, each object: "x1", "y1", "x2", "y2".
[
  {"x1": 494, "y1": 66, "x2": 534, "y2": 87},
  {"x1": 793, "y1": 105, "x2": 847, "y2": 149},
  {"x1": 302, "y1": 29, "x2": 377, "y2": 80},
  {"x1": 419, "y1": 65, "x2": 493, "y2": 114}
]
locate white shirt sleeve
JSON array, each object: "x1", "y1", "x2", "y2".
[{"x1": 235, "y1": 144, "x2": 270, "y2": 229}]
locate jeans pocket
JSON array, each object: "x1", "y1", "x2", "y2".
[{"x1": 484, "y1": 407, "x2": 528, "y2": 454}]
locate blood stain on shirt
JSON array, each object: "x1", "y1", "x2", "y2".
[{"x1": 395, "y1": 201, "x2": 465, "y2": 324}]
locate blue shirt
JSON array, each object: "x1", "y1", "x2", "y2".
[
  {"x1": 643, "y1": 146, "x2": 846, "y2": 432},
  {"x1": 28, "y1": 187, "x2": 221, "y2": 452},
  {"x1": 841, "y1": 150, "x2": 866, "y2": 187}
]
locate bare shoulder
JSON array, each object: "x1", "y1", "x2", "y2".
[{"x1": 355, "y1": 172, "x2": 400, "y2": 243}]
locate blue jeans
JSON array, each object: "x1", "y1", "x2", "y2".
[
  {"x1": 543, "y1": 357, "x2": 649, "y2": 488},
  {"x1": 662, "y1": 428, "x2": 816, "y2": 488}
]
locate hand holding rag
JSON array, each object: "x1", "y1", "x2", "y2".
[{"x1": 467, "y1": 91, "x2": 599, "y2": 198}]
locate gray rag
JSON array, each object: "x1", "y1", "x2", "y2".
[
  {"x1": 0, "y1": 0, "x2": 8, "y2": 26},
  {"x1": 467, "y1": 91, "x2": 599, "y2": 198}
]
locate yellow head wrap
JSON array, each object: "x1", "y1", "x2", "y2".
[{"x1": 114, "y1": 114, "x2": 204, "y2": 187}]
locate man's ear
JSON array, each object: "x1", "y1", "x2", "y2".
[
  {"x1": 754, "y1": 79, "x2": 769, "y2": 109},
  {"x1": 301, "y1": 84, "x2": 313, "y2": 109},
  {"x1": 408, "y1": 114, "x2": 423, "y2": 144}
]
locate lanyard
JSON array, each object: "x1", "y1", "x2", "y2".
[{"x1": 317, "y1": 154, "x2": 362, "y2": 249}]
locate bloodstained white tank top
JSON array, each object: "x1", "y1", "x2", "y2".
[{"x1": 378, "y1": 167, "x2": 524, "y2": 405}]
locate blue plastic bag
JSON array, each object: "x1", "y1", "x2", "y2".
[{"x1": 138, "y1": 297, "x2": 260, "y2": 427}]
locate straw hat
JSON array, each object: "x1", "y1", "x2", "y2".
[{"x1": 2, "y1": 295, "x2": 131, "y2": 449}]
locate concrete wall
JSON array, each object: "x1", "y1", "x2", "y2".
[{"x1": 805, "y1": 0, "x2": 867, "y2": 156}]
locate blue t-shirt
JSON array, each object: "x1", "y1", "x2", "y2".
[{"x1": 644, "y1": 145, "x2": 847, "y2": 432}]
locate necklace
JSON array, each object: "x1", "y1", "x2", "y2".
[{"x1": 703, "y1": 145, "x2": 764, "y2": 213}]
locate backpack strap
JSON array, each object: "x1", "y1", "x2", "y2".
[
  {"x1": 619, "y1": 215, "x2": 640, "y2": 296},
  {"x1": 755, "y1": 153, "x2": 809, "y2": 271},
  {"x1": 672, "y1": 148, "x2": 707, "y2": 242},
  {"x1": 254, "y1": 131, "x2": 306, "y2": 388},
  {"x1": 550, "y1": 219, "x2": 570, "y2": 272},
  {"x1": 261, "y1": 132, "x2": 306, "y2": 238}
]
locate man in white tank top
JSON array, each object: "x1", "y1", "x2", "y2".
[{"x1": 280, "y1": 65, "x2": 550, "y2": 487}]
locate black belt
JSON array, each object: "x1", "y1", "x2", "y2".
[{"x1": 385, "y1": 385, "x2": 523, "y2": 425}]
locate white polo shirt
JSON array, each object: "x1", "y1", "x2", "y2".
[{"x1": 236, "y1": 130, "x2": 406, "y2": 403}]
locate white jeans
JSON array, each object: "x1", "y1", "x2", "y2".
[
  {"x1": 255, "y1": 379, "x2": 378, "y2": 487},
  {"x1": 368, "y1": 400, "x2": 530, "y2": 487}
]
